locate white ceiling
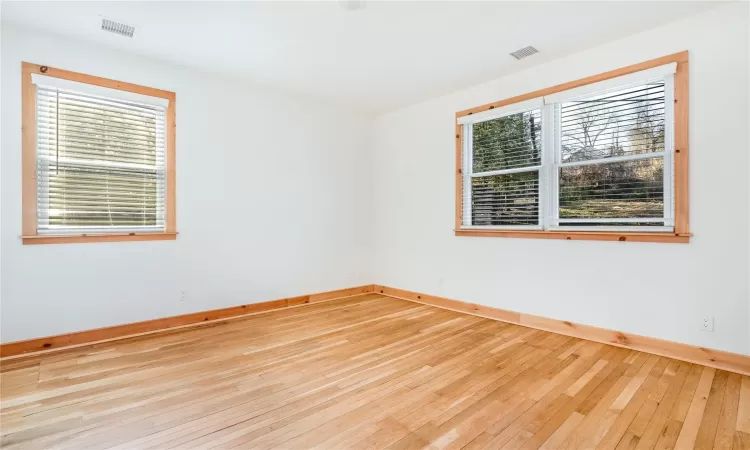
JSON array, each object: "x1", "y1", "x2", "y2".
[{"x1": 2, "y1": 1, "x2": 722, "y2": 114}]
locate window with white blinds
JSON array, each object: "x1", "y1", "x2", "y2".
[
  {"x1": 33, "y1": 75, "x2": 168, "y2": 235},
  {"x1": 466, "y1": 109, "x2": 542, "y2": 228},
  {"x1": 458, "y1": 62, "x2": 676, "y2": 233}
]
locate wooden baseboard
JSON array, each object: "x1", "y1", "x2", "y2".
[
  {"x1": 373, "y1": 285, "x2": 750, "y2": 377},
  {"x1": 0, "y1": 285, "x2": 375, "y2": 358},
  {"x1": 7, "y1": 283, "x2": 748, "y2": 377}
]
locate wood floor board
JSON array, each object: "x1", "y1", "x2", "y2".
[
  {"x1": 465, "y1": 354, "x2": 613, "y2": 449},
  {"x1": 632, "y1": 361, "x2": 693, "y2": 450},
  {"x1": 1, "y1": 294, "x2": 747, "y2": 450},
  {"x1": 610, "y1": 358, "x2": 672, "y2": 450},
  {"x1": 518, "y1": 352, "x2": 636, "y2": 450}
]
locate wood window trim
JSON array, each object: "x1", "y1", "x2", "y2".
[
  {"x1": 454, "y1": 51, "x2": 690, "y2": 244},
  {"x1": 21, "y1": 62, "x2": 177, "y2": 245}
]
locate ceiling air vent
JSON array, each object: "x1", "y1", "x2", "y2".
[
  {"x1": 510, "y1": 46, "x2": 539, "y2": 60},
  {"x1": 101, "y1": 18, "x2": 135, "y2": 38},
  {"x1": 341, "y1": 0, "x2": 366, "y2": 11}
]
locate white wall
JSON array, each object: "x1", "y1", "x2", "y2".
[
  {"x1": 372, "y1": 3, "x2": 750, "y2": 355},
  {"x1": 0, "y1": 25, "x2": 373, "y2": 343},
  {"x1": 0, "y1": 6, "x2": 4, "y2": 337}
]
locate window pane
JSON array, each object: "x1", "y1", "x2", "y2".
[
  {"x1": 559, "y1": 158, "x2": 664, "y2": 220},
  {"x1": 472, "y1": 109, "x2": 541, "y2": 173},
  {"x1": 41, "y1": 164, "x2": 162, "y2": 227},
  {"x1": 561, "y1": 82, "x2": 665, "y2": 162},
  {"x1": 38, "y1": 91, "x2": 163, "y2": 166},
  {"x1": 36, "y1": 86, "x2": 166, "y2": 232},
  {"x1": 472, "y1": 171, "x2": 539, "y2": 226}
]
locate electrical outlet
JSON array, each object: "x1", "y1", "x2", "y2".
[
  {"x1": 180, "y1": 291, "x2": 187, "y2": 302},
  {"x1": 700, "y1": 316, "x2": 714, "y2": 332}
]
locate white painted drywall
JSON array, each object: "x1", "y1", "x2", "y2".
[
  {"x1": 0, "y1": 6, "x2": 3, "y2": 328},
  {"x1": 371, "y1": 3, "x2": 750, "y2": 355},
  {"x1": 0, "y1": 25, "x2": 373, "y2": 343}
]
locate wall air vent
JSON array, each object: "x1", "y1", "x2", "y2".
[
  {"x1": 101, "y1": 18, "x2": 135, "y2": 38},
  {"x1": 510, "y1": 46, "x2": 539, "y2": 60}
]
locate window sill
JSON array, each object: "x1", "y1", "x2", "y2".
[
  {"x1": 454, "y1": 229, "x2": 690, "y2": 243},
  {"x1": 21, "y1": 232, "x2": 178, "y2": 245}
]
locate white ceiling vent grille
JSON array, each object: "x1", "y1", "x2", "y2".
[
  {"x1": 510, "y1": 46, "x2": 539, "y2": 60},
  {"x1": 101, "y1": 18, "x2": 135, "y2": 38},
  {"x1": 341, "y1": 0, "x2": 366, "y2": 10}
]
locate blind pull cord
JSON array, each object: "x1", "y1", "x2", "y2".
[{"x1": 55, "y1": 89, "x2": 59, "y2": 175}]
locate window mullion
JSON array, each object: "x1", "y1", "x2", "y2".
[
  {"x1": 462, "y1": 124, "x2": 472, "y2": 227},
  {"x1": 663, "y1": 74, "x2": 675, "y2": 227},
  {"x1": 551, "y1": 103, "x2": 561, "y2": 230},
  {"x1": 540, "y1": 103, "x2": 557, "y2": 230}
]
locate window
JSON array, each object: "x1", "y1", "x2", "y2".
[
  {"x1": 22, "y1": 63, "x2": 176, "y2": 244},
  {"x1": 455, "y1": 52, "x2": 689, "y2": 243}
]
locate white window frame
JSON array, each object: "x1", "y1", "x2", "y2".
[
  {"x1": 32, "y1": 76, "x2": 169, "y2": 235},
  {"x1": 458, "y1": 63, "x2": 676, "y2": 234},
  {"x1": 461, "y1": 108, "x2": 544, "y2": 231}
]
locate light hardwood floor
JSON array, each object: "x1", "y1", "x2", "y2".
[{"x1": 1, "y1": 294, "x2": 748, "y2": 449}]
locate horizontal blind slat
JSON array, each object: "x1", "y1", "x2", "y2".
[
  {"x1": 39, "y1": 150, "x2": 162, "y2": 167},
  {"x1": 37, "y1": 106, "x2": 162, "y2": 130},
  {"x1": 38, "y1": 135, "x2": 164, "y2": 156},
  {"x1": 38, "y1": 119, "x2": 165, "y2": 145}
]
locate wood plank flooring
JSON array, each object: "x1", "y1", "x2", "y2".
[{"x1": 1, "y1": 294, "x2": 748, "y2": 449}]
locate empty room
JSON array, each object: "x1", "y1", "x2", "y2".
[{"x1": 1, "y1": 1, "x2": 749, "y2": 448}]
